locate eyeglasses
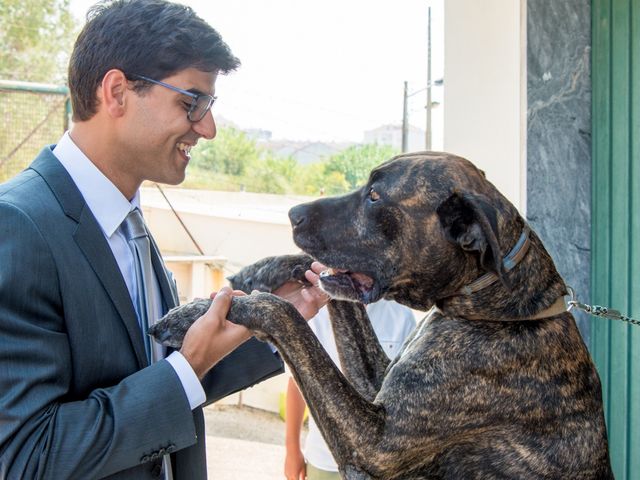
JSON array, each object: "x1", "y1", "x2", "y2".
[{"x1": 128, "y1": 73, "x2": 216, "y2": 122}]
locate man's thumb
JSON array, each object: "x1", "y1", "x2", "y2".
[{"x1": 209, "y1": 286, "x2": 232, "y2": 313}]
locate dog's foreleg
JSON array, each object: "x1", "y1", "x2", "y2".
[
  {"x1": 227, "y1": 254, "x2": 314, "y2": 293},
  {"x1": 227, "y1": 293, "x2": 385, "y2": 475},
  {"x1": 327, "y1": 300, "x2": 390, "y2": 401}
]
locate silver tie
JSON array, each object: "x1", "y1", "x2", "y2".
[
  {"x1": 121, "y1": 208, "x2": 174, "y2": 480},
  {"x1": 121, "y1": 208, "x2": 158, "y2": 361}
]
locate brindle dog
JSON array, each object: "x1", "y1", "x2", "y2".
[{"x1": 150, "y1": 152, "x2": 613, "y2": 479}]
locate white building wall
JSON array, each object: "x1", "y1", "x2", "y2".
[
  {"x1": 141, "y1": 188, "x2": 305, "y2": 268},
  {"x1": 443, "y1": 0, "x2": 526, "y2": 212}
]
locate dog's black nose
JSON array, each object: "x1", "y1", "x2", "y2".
[{"x1": 289, "y1": 205, "x2": 307, "y2": 229}]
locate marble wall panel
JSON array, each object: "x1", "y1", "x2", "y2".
[{"x1": 527, "y1": 0, "x2": 591, "y2": 340}]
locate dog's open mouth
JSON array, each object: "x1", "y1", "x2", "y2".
[{"x1": 319, "y1": 268, "x2": 378, "y2": 304}]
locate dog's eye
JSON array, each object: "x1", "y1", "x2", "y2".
[{"x1": 368, "y1": 188, "x2": 380, "y2": 202}]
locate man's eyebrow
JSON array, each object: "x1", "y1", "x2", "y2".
[{"x1": 185, "y1": 88, "x2": 209, "y2": 96}]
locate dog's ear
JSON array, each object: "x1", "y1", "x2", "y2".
[{"x1": 437, "y1": 191, "x2": 509, "y2": 287}]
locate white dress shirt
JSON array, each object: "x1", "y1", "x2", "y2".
[{"x1": 53, "y1": 132, "x2": 205, "y2": 409}]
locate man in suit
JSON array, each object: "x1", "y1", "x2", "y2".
[{"x1": 0, "y1": 1, "x2": 326, "y2": 478}]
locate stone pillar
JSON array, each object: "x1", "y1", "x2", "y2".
[{"x1": 526, "y1": 0, "x2": 591, "y2": 340}]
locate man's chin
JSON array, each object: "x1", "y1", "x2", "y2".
[
  {"x1": 156, "y1": 168, "x2": 187, "y2": 186},
  {"x1": 167, "y1": 173, "x2": 186, "y2": 186}
]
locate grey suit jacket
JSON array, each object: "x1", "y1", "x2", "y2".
[{"x1": 0, "y1": 147, "x2": 284, "y2": 479}]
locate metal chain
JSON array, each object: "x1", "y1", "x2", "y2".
[{"x1": 566, "y1": 286, "x2": 640, "y2": 326}]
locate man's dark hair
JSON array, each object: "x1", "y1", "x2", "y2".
[{"x1": 68, "y1": 0, "x2": 240, "y2": 121}]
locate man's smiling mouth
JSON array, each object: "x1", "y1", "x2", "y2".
[{"x1": 176, "y1": 142, "x2": 193, "y2": 158}]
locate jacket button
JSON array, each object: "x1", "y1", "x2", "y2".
[{"x1": 151, "y1": 462, "x2": 162, "y2": 478}]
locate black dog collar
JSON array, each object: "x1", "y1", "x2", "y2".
[{"x1": 457, "y1": 226, "x2": 531, "y2": 296}]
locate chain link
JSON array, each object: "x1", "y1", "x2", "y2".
[{"x1": 566, "y1": 286, "x2": 640, "y2": 326}]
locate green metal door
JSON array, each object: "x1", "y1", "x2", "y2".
[{"x1": 592, "y1": 0, "x2": 640, "y2": 478}]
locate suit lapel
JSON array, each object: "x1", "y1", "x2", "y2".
[
  {"x1": 30, "y1": 148, "x2": 149, "y2": 368},
  {"x1": 74, "y1": 209, "x2": 149, "y2": 368}
]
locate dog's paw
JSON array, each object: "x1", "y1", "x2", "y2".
[
  {"x1": 149, "y1": 298, "x2": 212, "y2": 348},
  {"x1": 149, "y1": 293, "x2": 302, "y2": 348},
  {"x1": 227, "y1": 254, "x2": 314, "y2": 294}
]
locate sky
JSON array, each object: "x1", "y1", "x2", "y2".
[{"x1": 69, "y1": 0, "x2": 444, "y2": 144}]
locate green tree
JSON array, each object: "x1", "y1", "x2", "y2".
[
  {"x1": 293, "y1": 162, "x2": 348, "y2": 196},
  {"x1": 191, "y1": 126, "x2": 260, "y2": 176},
  {"x1": 185, "y1": 137, "x2": 399, "y2": 196},
  {"x1": 249, "y1": 154, "x2": 297, "y2": 194},
  {"x1": 324, "y1": 143, "x2": 399, "y2": 191},
  {"x1": 0, "y1": 0, "x2": 78, "y2": 83}
]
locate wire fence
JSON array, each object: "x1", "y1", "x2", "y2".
[{"x1": 0, "y1": 80, "x2": 69, "y2": 182}]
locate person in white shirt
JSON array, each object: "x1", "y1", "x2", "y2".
[
  {"x1": 284, "y1": 300, "x2": 416, "y2": 480},
  {"x1": 0, "y1": 2, "x2": 326, "y2": 479}
]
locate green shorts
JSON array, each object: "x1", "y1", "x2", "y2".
[{"x1": 306, "y1": 462, "x2": 340, "y2": 480}]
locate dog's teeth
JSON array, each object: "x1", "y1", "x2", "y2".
[
  {"x1": 324, "y1": 268, "x2": 347, "y2": 276},
  {"x1": 325, "y1": 268, "x2": 348, "y2": 275}
]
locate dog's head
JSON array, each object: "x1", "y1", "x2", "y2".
[{"x1": 289, "y1": 152, "x2": 560, "y2": 313}]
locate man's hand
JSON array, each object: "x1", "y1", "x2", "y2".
[
  {"x1": 284, "y1": 447, "x2": 307, "y2": 480},
  {"x1": 179, "y1": 287, "x2": 252, "y2": 379},
  {"x1": 273, "y1": 262, "x2": 329, "y2": 320}
]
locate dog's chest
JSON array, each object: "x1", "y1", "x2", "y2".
[{"x1": 377, "y1": 314, "x2": 456, "y2": 403}]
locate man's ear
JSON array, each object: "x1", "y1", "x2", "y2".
[
  {"x1": 100, "y1": 69, "x2": 128, "y2": 118},
  {"x1": 436, "y1": 191, "x2": 509, "y2": 287}
]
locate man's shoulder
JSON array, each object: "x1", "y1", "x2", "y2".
[
  {"x1": 0, "y1": 168, "x2": 42, "y2": 199},
  {"x1": 0, "y1": 147, "x2": 65, "y2": 209},
  {"x1": 0, "y1": 173, "x2": 52, "y2": 226},
  {"x1": 0, "y1": 156, "x2": 63, "y2": 224}
]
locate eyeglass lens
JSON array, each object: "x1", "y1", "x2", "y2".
[{"x1": 189, "y1": 95, "x2": 215, "y2": 122}]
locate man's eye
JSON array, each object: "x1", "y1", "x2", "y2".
[{"x1": 182, "y1": 101, "x2": 192, "y2": 110}]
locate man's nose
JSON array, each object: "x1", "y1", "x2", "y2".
[{"x1": 192, "y1": 110, "x2": 216, "y2": 139}]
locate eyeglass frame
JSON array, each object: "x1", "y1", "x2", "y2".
[{"x1": 127, "y1": 73, "x2": 217, "y2": 122}]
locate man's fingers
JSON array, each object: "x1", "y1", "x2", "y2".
[
  {"x1": 304, "y1": 269, "x2": 320, "y2": 286},
  {"x1": 209, "y1": 287, "x2": 246, "y2": 300},
  {"x1": 273, "y1": 281, "x2": 305, "y2": 299},
  {"x1": 310, "y1": 261, "x2": 327, "y2": 275},
  {"x1": 205, "y1": 286, "x2": 232, "y2": 319},
  {"x1": 181, "y1": 285, "x2": 251, "y2": 378},
  {"x1": 213, "y1": 286, "x2": 232, "y2": 300},
  {"x1": 301, "y1": 286, "x2": 329, "y2": 307},
  {"x1": 306, "y1": 261, "x2": 328, "y2": 286}
]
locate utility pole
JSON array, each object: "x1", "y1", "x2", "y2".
[
  {"x1": 425, "y1": 5, "x2": 432, "y2": 151},
  {"x1": 402, "y1": 81, "x2": 409, "y2": 153}
]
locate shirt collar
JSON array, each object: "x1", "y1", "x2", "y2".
[{"x1": 52, "y1": 131, "x2": 141, "y2": 237}]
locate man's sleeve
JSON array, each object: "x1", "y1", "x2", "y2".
[
  {"x1": 200, "y1": 337, "x2": 285, "y2": 406},
  {"x1": 0, "y1": 202, "x2": 197, "y2": 479}
]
